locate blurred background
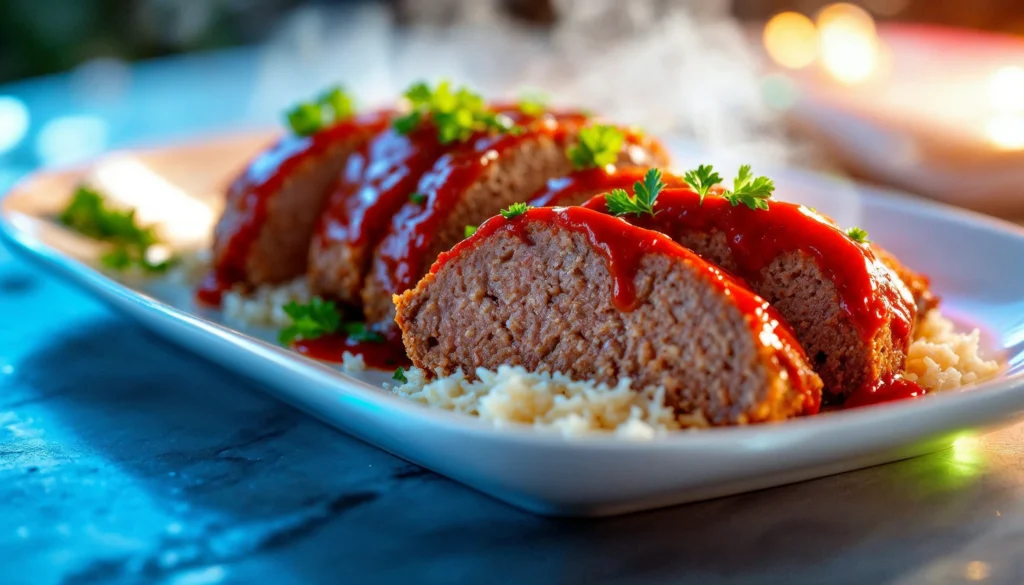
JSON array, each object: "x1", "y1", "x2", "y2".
[{"x1": 1, "y1": 0, "x2": 1023, "y2": 215}]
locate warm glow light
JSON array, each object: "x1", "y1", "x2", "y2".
[
  {"x1": 988, "y1": 66, "x2": 1024, "y2": 112},
  {"x1": 985, "y1": 115, "x2": 1024, "y2": 150},
  {"x1": 763, "y1": 12, "x2": 818, "y2": 70},
  {"x1": 92, "y1": 157, "x2": 216, "y2": 245},
  {"x1": 816, "y1": 3, "x2": 879, "y2": 85}
]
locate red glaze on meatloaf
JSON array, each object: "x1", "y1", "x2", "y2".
[
  {"x1": 394, "y1": 206, "x2": 823, "y2": 425},
  {"x1": 200, "y1": 110, "x2": 392, "y2": 304},
  {"x1": 583, "y1": 188, "x2": 918, "y2": 399},
  {"x1": 361, "y1": 122, "x2": 668, "y2": 324}
]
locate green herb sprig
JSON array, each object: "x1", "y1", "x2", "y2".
[
  {"x1": 518, "y1": 91, "x2": 547, "y2": 116},
  {"x1": 393, "y1": 367, "x2": 408, "y2": 384},
  {"x1": 278, "y1": 297, "x2": 385, "y2": 345},
  {"x1": 682, "y1": 164, "x2": 722, "y2": 204},
  {"x1": 285, "y1": 85, "x2": 356, "y2": 136},
  {"x1": 500, "y1": 202, "x2": 531, "y2": 219},
  {"x1": 567, "y1": 125, "x2": 624, "y2": 170},
  {"x1": 394, "y1": 81, "x2": 516, "y2": 144},
  {"x1": 846, "y1": 227, "x2": 870, "y2": 243},
  {"x1": 680, "y1": 164, "x2": 775, "y2": 211},
  {"x1": 605, "y1": 168, "x2": 666, "y2": 218},
  {"x1": 60, "y1": 185, "x2": 173, "y2": 273},
  {"x1": 464, "y1": 225, "x2": 478, "y2": 238}
]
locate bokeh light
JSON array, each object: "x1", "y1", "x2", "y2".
[
  {"x1": 816, "y1": 3, "x2": 879, "y2": 85},
  {"x1": 763, "y1": 12, "x2": 818, "y2": 70},
  {"x1": 0, "y1": 96, "x2": 30, "y2": 155},
  {"x1": 35, "y1": 115, "x2": 109, "y2": 167},
  {"x1": 988, "y1": 65, "x2": 1024, "y2": 112}
]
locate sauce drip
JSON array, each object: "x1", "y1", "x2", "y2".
[
  {"x1": 582, "y1": 189, "x2": 917, "y2": 351},
  {"x1": 433, "y1": 206, "x2": 821, "y2": 415},
  {"x1": 293, "y1": 327, "x2": 410, "y2": 370},
  {"x1": 198, "y1": 110, "x2": 392, "y2": 305},
  {"x1": 843, "y1": 375, "x2": 925, "y2": 408}
]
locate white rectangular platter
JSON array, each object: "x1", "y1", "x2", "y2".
[{"x1": 3, "y1": 132, "x2": 1024, "y2": 517}]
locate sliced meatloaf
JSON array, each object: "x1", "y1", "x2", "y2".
[
  {"x1": 528, "y1": 165, "x2": 686, "y2": 207},
  {"x1": 203, "y1": 110, "x2": 391, "y2": 301},
  {"x1": 583, "y1": 188, "x2": 918, "y2": 399},
  {"x1": 394, "y1": 206, "x2": 823, "y2": 425},
  {"x1": 307, "y1": 110, "x2": 598, "y2": 305},
  {"x1": 361, "y1": 122, "x2": 668, "y2": 324}
]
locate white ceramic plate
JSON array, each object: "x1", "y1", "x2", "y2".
[{"x1": 3, "y1": 133, "x2": 1024, "y2": 517}]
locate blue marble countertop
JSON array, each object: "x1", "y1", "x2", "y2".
[{"x1": 2, "y1": 46, "x2": 1024, "y2": 585}]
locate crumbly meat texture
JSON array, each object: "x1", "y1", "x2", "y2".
[
  {"x1": 314, "y1": 127, "x2": 668, "y2": 317},
  {"x1": 669, "y1": 229, "x2": 905, "y2": 397},
  {"x1": 394, "y1": 223, "x2": 822, "y2": 426},
  {"x1": 212, "y1": 138, "x2": 366, "y2": 286},
  {"x1": 361, "y1": 134, "x2": 574, "y2": 324}
]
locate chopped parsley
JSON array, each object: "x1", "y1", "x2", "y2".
[
  {"x1": 605, "y1": 168, "x2": 665, "y2": 218},
  {"x1": 846, "y1": 226, "x2": 870, "y2": 243},
  {"x1": 393, "y1": 80, "x2": 516, "y2": 144},
  {"x1": 464, "y1": 224, "x2": 478, "y2": 238},
  {"x1": 682, "y1": 164, "x2": 723, "y2": 204},
  {"x1": 60, "y1": 185, "x2": 173, "y2": 273},
  {"x1": 285, "y1": 85, "x2": 356, "y2": 136},
  {"x1": 518, "y1": 91, "x2": 547, "y2": 116},
  {"x1": 279, "y1": 297, "x2": 341, "y2": 345},
  {"x1": 278, "y1": 298, "x2": 384, "y2": 345},
  {"x1": 392, "y1": 367, "x2": 408, "y2": 384},
  {"x1": 567, "y1": 125, "x2": 624, "y2": 170},
  {"x1": 409, "y1": 192, "x2": 427, "y2": 204},
  {"x1": 500, "y1": 202, "x2": 531, "y2": 219},
  {"x1": 721, "y1": 165, "x2": 774, "y2": 211}
]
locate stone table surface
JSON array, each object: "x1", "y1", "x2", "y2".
[{"x1": 3, "y1": 45, "x2": 1024, "y2": 585}]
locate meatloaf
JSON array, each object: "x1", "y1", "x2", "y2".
[
  {"x1": 394, "y1": 206, "x2": 823, "y2": 425},
  {"x1": 206, "y1": 110, "x2": 391, "y2": 297},
  {"x1": 308, "y1": 110, "x2": 596, "y2": 305},
  {"x1": 583, "y1": 188, "x2": 919, "y2": 399},
  {"x1": 361, "y1": 122, "x2": 668, "y2": 324}
]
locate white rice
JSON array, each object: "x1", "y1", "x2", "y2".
[{"x1": 390, "y1": 310, "x2": 1000, "y2": 438}]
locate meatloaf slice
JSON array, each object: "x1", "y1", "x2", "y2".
[
  {"x1": 528, "y1": 165, "x2": 686, "y2": 208},
  {"x1": 361, "y1": 122, "x2": 667, "y2": 324},
  {"x1": 307, "y1": 110, "x2": 606, "y2": 305},
  {"x1": 205, "y1": 110, "x2": 391, "y2": 299},
  {"x1": 583, "y1": 188, "x2": 918, "y2": 399},
  {"x1": 394, "y1": 206, "x2": 823, "y2": 426}
]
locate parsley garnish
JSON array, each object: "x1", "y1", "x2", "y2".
[
  {"x1": 285, "y1": 85, "x2": 356, "y2": 136},
  {"x1": 605, "y1": 168, "x2": 665, "y2": 217},
  {"x1": 846, "y1": 227, "x2": 870, "y2": 243},
  {"x1": 279, "y1": 298, "x2": 341, "y2": 345},
  {"x1": 567, "y1": 125, "x2": 624, "y2": 170},
  {"x1": 60, "y1": 185, "x2": 173, "y2": 273},
  {"x1": 409, "y1": 192, "x2": 427, "y2": 204},
  {"x1": 393, "y1": 80, "x2": 514, "y2": 144},
  {"x1": 721, "y1": 165, "x2": 774, "y2": 211},
  {"x1": 518, "y1": 91, "x2": 547, "y2": 116},
  {"x1": 500, "y1": 202, "x2": 531, "y2": 219},
  {"x1": 683, "y1": 164, "x2": 723, "y2": 204},
  {"x1": 393, "y1": 367, "x2": 408, "y2": 384},
  {"x1": 278, "y1": 298, "x2": 384, "y2": 345},
  {"x1": 464, "y1": 225, "x2": 478, "y2": 238}
]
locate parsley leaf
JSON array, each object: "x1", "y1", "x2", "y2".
[
  {"x1": 464, "y1": 225, "x2": 478, "y2": 238},
  {"x1": 721, "y1": 164, "x2": 774, "y2": 211},
  {"x1": 285, "y1": 85, "x2": 357, "y2": 136},
  {"x1": 605, "y1": 168, "x2": 665, "y2": 217},
  {"x1": 393, "y1": 80, "x2": 513, "y2": 144},
  {"x1": 393, "y1": 367, "x2": 409, "y2": 384},
  {"x1": 846, "y1": 226, "x2": 870, "y2": 243},
  {"x1": 409, "y1": 192, "x2": 427, "y2": 204},
  {"x1": 278, "y1": 298, "x2": 341, "y2": 345},
  {"x1": 567, "y1": 125, "x2": 624, "y2": 170},
  {"x1": 341, "y1": 322, "x2": 385, "y2": 343},
  {"x1": 500, "y1": 202, "x2": 530, "y2": 219},
  {"x1": 518, "y1": 91, "x2": 547, "y2": 116},
  {"x1": 61, "y1": 185, "x2": 173, "y2": 273},
  {"x1": 682, "y1": 164, "x2": 723, "y2": 203}
]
